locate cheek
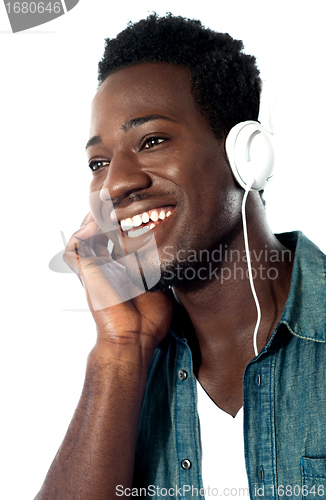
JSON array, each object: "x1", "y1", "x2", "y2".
[
  {"x1": 89, "y1": 171, "x2": 106, "y2": 193},
  {"x1": 184, "y1": 153, "x2": 232, "y2": 208},
  {"x1": 186, "y1": 154, "x2": 243, "y2": 237},
  {"x1": 88, "y1": 188, "x2": 118, "y2": 234},
  {"x1": 89, "y1": 173, "x2": 107, "y2": 227},
  {"x1": 88, "y1": 188, "x2": 101, "y2": 223}
]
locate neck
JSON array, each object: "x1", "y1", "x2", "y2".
[
  {"x1": 172, "y1": 192, "x2": 294, "y2": 417},
  {"x1": 173, "y1": 193, "x2": 294, "y2": 355}
]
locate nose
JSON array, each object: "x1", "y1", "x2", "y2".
[{"x1": 100, "y1": 152, "x2": 152, "y2": 202}]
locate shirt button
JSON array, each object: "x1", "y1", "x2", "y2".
[
  {"x1": 178, "y1": 370, "x2": 188, "y2": 381},
  {"x1": 256, "y1": 374, "x2": 261, "y2": 386},
  {"x1": 181, "y1": 459, "x2": 192, "y2": 470}
]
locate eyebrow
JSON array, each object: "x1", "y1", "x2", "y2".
[
  {"x1": 85, "y1": 135, "x2": 102, "y2": 150},
  {"x1": 121, "y1": 114, "x2": 177, "y2": 132},
  {"x1": 85, "y1": 114, "x2": 177, "y2": 150}
]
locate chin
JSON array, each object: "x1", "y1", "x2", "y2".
[{"x1": 146, "y1": 259, "x2": 215, "y2": 293}]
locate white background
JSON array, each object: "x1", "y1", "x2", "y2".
[{"x1": 1, "y1": 1, "x2": 325, "y2": 498}]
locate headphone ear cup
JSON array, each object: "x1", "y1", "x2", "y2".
[{"x1": 225, "y1": 121, "x2": 274, "y2": 191}]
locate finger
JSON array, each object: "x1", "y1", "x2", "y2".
[
  {"x1": 63, "y1": 221, "x2": 136, "y2": 311},
  {"x1": 90, "y1": 226, "x2": 111, "y2": 257},
  {"x1": 73, "y1": 243, "x2": 84, "y2": 284},
  {"x1": 82, "y1": 262, "x2": 127, "y2": 312},
  {"x1": 63, "y1": 221, "x2": 102, "y2": 273},
  {"x1": 81, "y1": 212, "x2": 95, "y2": 227},
  {"x1": 79, "y1": 216, "x2": 113, "y2": 256},
  {"x1": 74, "y1": 221, "x2": 100, "y2": 251},
  {"x1": 64, "y1": 220, "x2": 116, "y2": 274}
]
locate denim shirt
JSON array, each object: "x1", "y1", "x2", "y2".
[{"x1": 133, "y1": 232, "x2": 326, "y2": 499}]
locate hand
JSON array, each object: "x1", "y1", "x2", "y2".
[{"x1": 63, "y1": 213, "x2": 173, "y2": 358}]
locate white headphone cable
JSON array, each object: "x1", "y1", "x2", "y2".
[{"x1": 241, "y1": 186, "x2": 261, "y2": 356}]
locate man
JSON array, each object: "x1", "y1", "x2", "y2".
[{"x1": 35, "y1": 14, "x2": 326, "y2": 500}]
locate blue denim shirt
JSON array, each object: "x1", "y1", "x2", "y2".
[{"x1": 133, "y1": 232, "x2": 326, "y2": 499}]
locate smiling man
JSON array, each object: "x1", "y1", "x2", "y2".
[
  {"x1": 35, "y1": 14, "x2": 326, "y2": 500},
  {"x1": 87, "y1": 61, "x2": 247, "y2": 294}
]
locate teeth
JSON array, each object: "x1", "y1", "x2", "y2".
[
  {"x1": 150, "y1": 210, "x2": 159, "y2": 222},
  {"x1": 128, "y1": 226, "x2": 151, "y2": 238},
  {"x1": 142, "y1": 212, "x2": 150, "y2": 223},
  {"x1": 132, "y1": 215, "x2": 142, "y2": 227},
  {"x1": 120, "y1": 207, "x2": 173, "y2": 233},
  {"x1": 121, "y1": 218, "x2": 133, "y2": 231}
]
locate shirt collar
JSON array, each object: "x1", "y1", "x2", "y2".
[{"x1": 277, "y1": 231, "x2": 326, "y2": 342}]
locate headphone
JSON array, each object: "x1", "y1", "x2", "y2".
[
  {"x1": 224, "y1": 85, "x2": 275, "y2": 356},
  {"x1": 225, "y1": 119, "x2": 274, "y2": 356},
  {"x1": 225, "y1": 120, "x2": 274, "y2": 191}
]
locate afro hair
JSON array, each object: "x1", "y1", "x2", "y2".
[{"x1": 98, "y1": 13, "x2": 261, "y2": 139}]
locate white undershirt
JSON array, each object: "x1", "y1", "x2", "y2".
[{"x1": 196, "y1": 380, "x2": 249, "y2": 499}]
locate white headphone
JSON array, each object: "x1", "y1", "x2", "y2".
[
  {"x1": 225, "y1": 120, "x2": 274, "y2": 191},
  {"x1": 224, "y1": 85, "x2": 275, "y2": 356},
  {"x1": 225, "y1": 119, "x2": 274, "y2": 356}
]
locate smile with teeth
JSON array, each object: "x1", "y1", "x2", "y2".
[{"x1": 120, "y1": 207, "x2": 173, "y2": 238}]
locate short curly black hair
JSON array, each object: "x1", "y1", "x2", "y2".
[{"x1": 98, "y1": 13, "x2": 261, "y2": 139}]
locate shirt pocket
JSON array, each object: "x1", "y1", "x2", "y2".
[{"x1": 301, "y1": 457, "x2": 326, "y2": 500}]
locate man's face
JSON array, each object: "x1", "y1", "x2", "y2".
[{"x1": 87, "y1": 63, "x2": 243, "y2": 291}]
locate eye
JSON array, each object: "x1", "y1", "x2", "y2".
[
  {"x1": 142, "y1": 136, "x2": 166, "y2": 149},
  {"x1": 88, "y1": 160, "x2": 110, "y2": 172}
]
